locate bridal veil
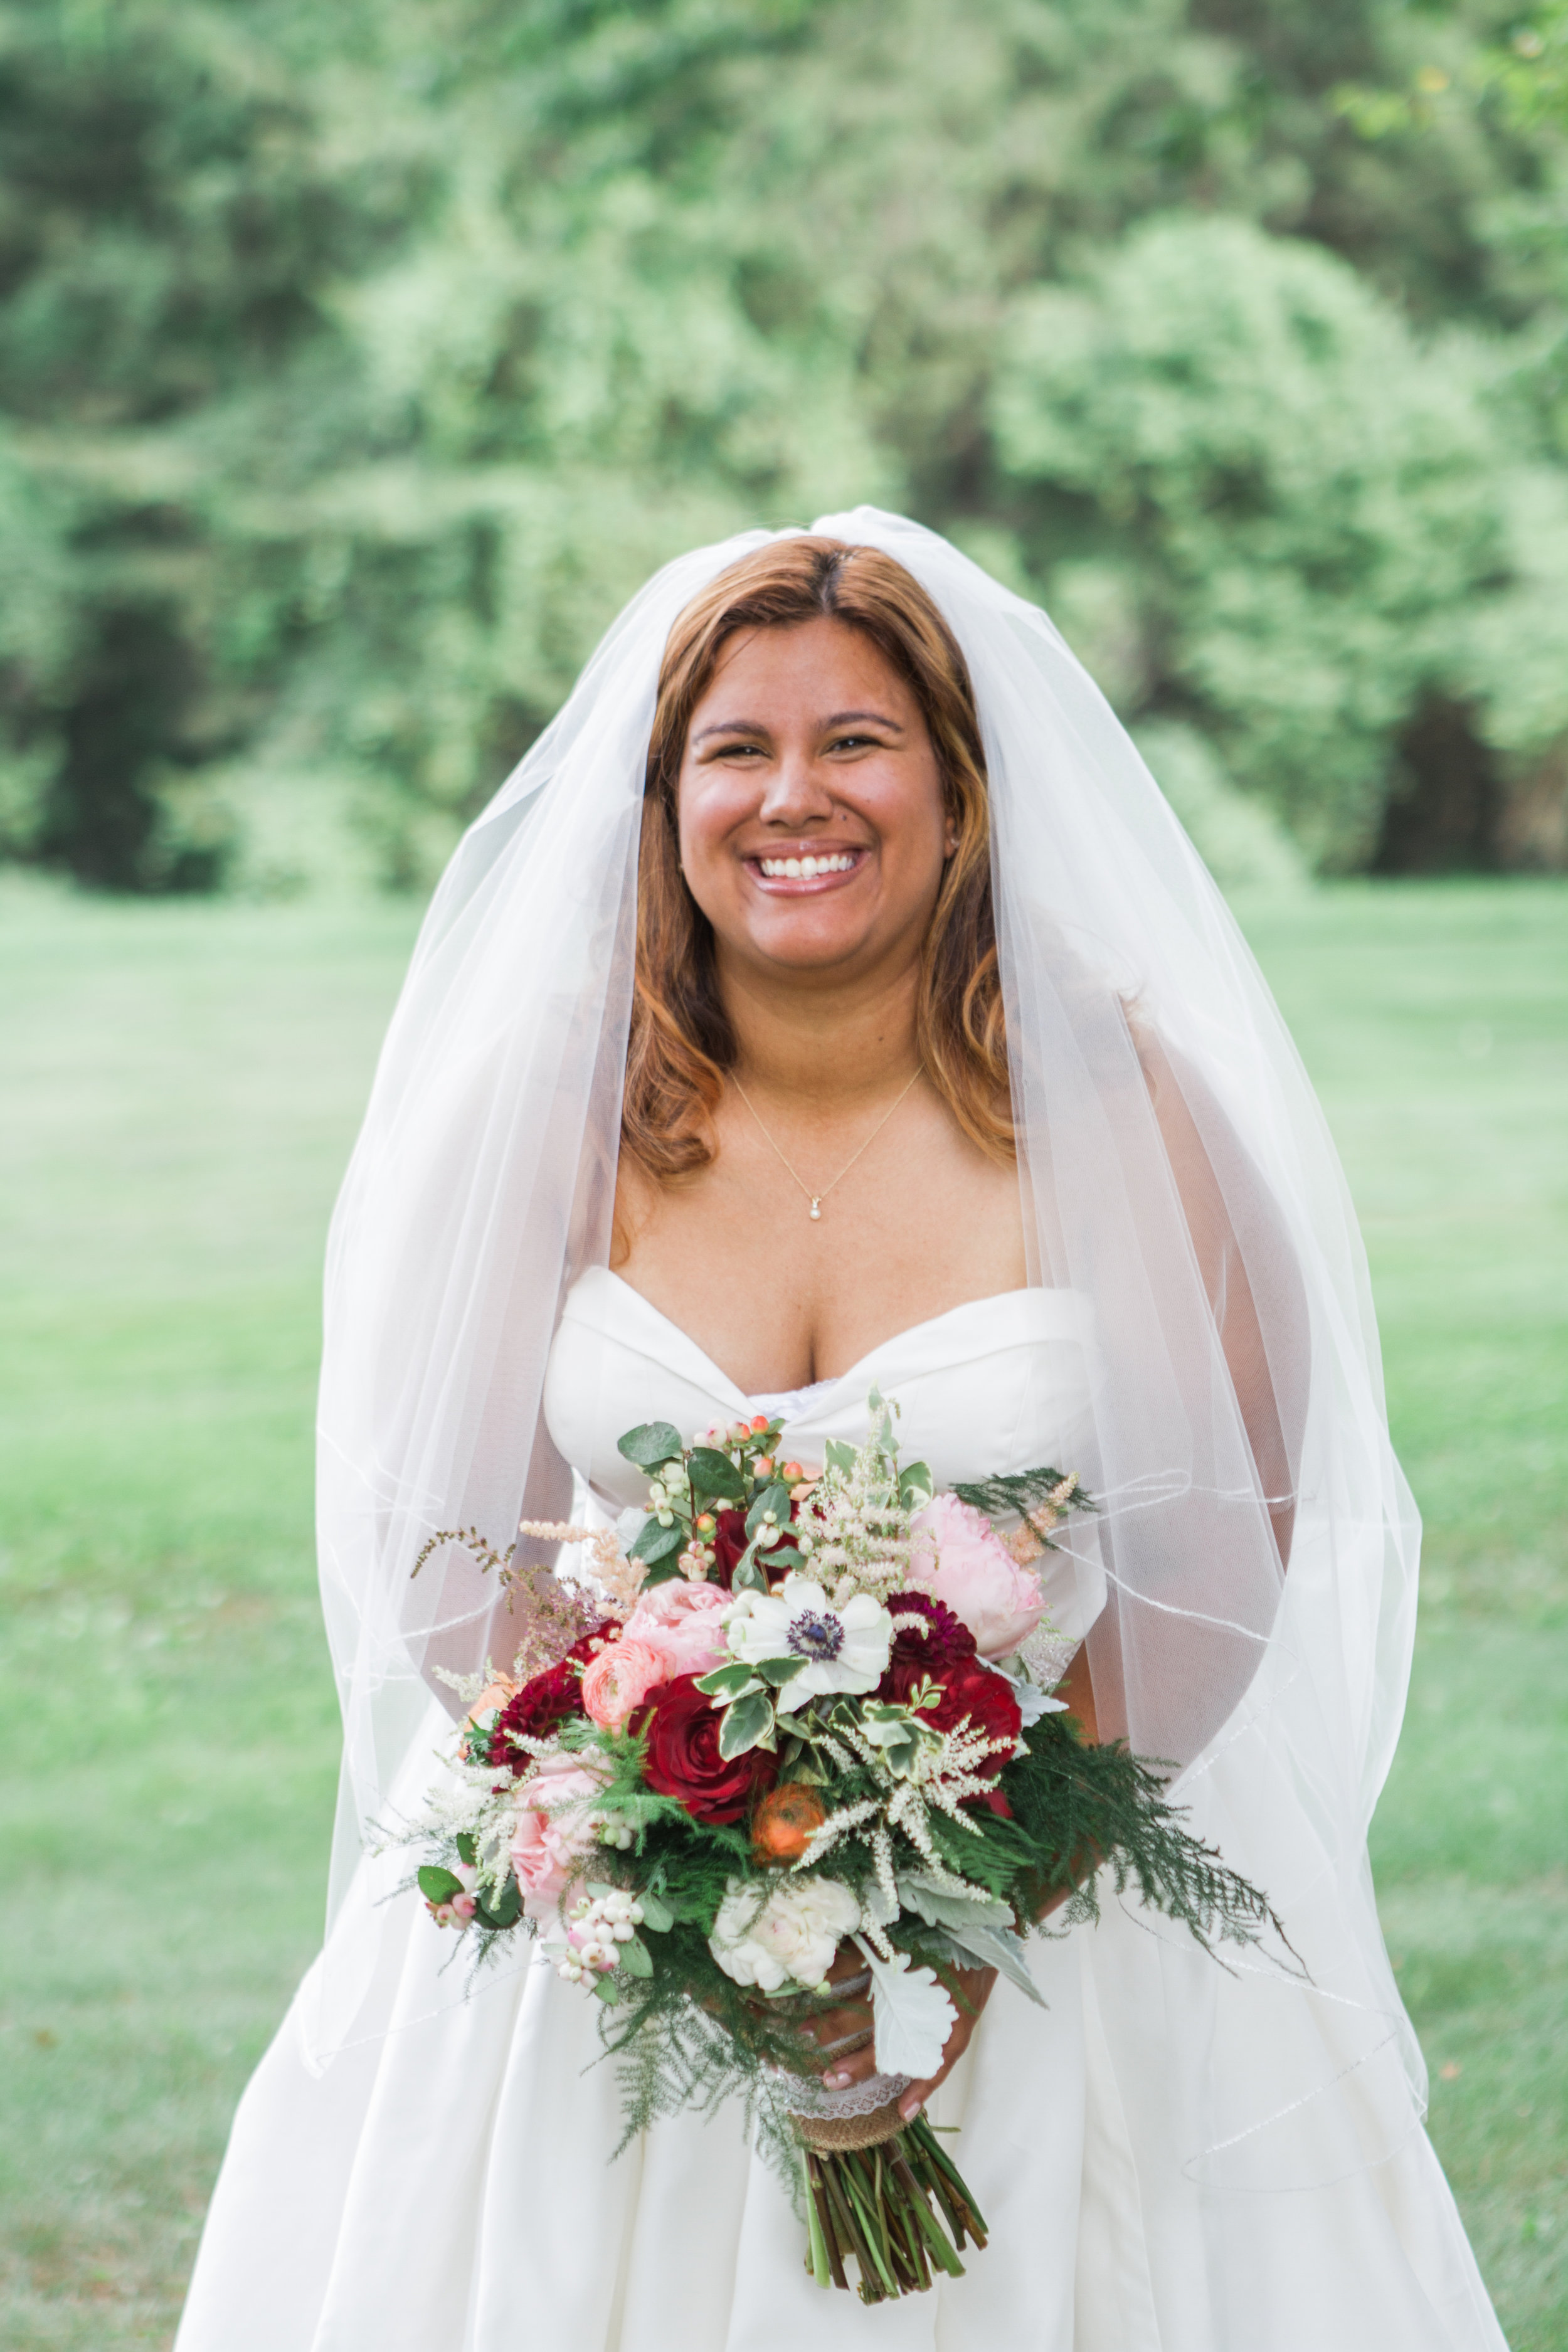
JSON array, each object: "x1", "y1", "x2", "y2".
[{"x1": 310, "y1": 509, "x2": 1433, "y2": 2230}]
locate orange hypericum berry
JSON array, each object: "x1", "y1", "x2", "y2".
[
  {"x1": 694, "y1": 1513, "x2": 716, "y2": 1535},
  {"x1": 780, "y1": 1461, "x2": 805, "y2": 1483},
  {"x1": 750, "y1": 1414, "x2": 770, "y2": 1435},
  {"x1": 751, "y1": 1783, "x2": 828, "y2": 1865},
  {"x1": 755, "y1": 1455, "x2": 774, "y2": 1478}
]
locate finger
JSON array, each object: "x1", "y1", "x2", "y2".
[
  {"x1": 899, "y1": 2074, "x2": 938, "y2": 2121},
  {"x1": 820, "y1": 2040, "x2": 879, "y2": 2091}
]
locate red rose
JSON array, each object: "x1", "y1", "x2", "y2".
[
  {"x1": 637, "y1": 1673, "x2": 776, "y2": 1823},
  {"x1": 707, "y1": 1495, "x2": 802, "y2": 1589},
  {"x1": 487, "y1": 1630, "x2": 608, "y2": 1771},
  {"x1": 707, "y1": 1508, "x2": 751, "y2": 1589},
  {"x1": 882, "y1": 1654, "x2": 1021, "y2": 1778}
]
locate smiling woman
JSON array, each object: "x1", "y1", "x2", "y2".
[
  {"x1": 625, "y1": 543, "x2": 1012, "y2": 1204},
  {"x1": 174, "y1": 514, "x2": 1506, "y2": 2352},
  {"x1": 619, "y1": 544, "x2": 1026, "y2": 1448}
]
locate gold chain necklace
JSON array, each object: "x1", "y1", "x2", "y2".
[{"x1": 730, "y1": 1066, "x2": 923, "y2": 1221}]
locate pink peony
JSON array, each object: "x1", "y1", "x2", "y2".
[
  {"x1": 509, "y1": 1752, "x2": 605, "y2": 1920},
  {"x1": 579, "y1": 1637, "x2": 670, "y2": 1730},
  {"x1": 908, "y1": 1492, "x2": 1047, "y2": 1659},
  {"x1": 622, "y1": 1579, "x2": 732, "y2": 1678}
]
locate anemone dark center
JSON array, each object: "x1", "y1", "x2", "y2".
[{"x1": 787, "y1": 1609, "x2": 844, "y2": 1663}]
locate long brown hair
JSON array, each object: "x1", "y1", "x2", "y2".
[{"x1": 623, "y1": 535, "x2": 1012, "y2": 1184}]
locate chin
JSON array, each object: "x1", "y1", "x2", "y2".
[{"x1": 740, "y1": 911, "x2": 879, "y2": 972}]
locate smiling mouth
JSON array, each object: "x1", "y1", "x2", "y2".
[{"x1": 748, "y1": 849, "x2": 864, "y2": 886}]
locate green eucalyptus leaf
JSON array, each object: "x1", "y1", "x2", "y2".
[
  {"x1": 824, "y1": 1439, "x2": 856, "y2": 1475},
  {"x1": 474, "y1": 1875, "x2": 522, "y2": 1931},
  {"x1": 641, "y1": 1552, "x2": 688, "y2": 1587},
  {"x1": 687, "y1": 1446, "x2": 746, "y2": 1502},
  {"x1": 618, "y1": 1934, "x2": 654, "y2": 1978},
  {"x1": 629, "y1": 1515, "x2": 685, "y2": 1564},
  {"x1": 617, "y1": 1421, "x2": 686, "y2": 1470},
  {"x1": 454, "y1": 1832, "x2": 477, "y2": 1867},
  {"x1": 744, "y1": 1481, "x2": 793, "y2": 1539},
  {"x1": 717, "y1": 1688, "x2": 775, "y2": 1758},
  {"x1": 636, "y1": 1889, "x2": 674, "y2": 1933},
  {"x1": 591, "y1": 1972, "x2": 623, "y2": 2003},
  {"x1": 417, "y1": 1865, "x2": 464, "y2": 1905}
]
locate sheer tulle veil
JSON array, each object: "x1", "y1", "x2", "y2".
[{"x1": 309, "y1": 509, "x2": 1425, "y2": 2208}]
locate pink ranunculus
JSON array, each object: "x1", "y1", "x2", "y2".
[
  {"x1": 579, "y1": 1636, "x2": 670, "y2": 1731},
  {"x1": 622, "y1": 1579, "x2": 732, "y2": 1678},
  {"x1": 908, "y1": 1492, "x2": 1047, "y2": 1660},
  {"x1": 509, "y1": 1752, "x2": 606, "y2": 1920}
]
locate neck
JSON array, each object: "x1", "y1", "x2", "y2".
[{"x1": 718, "y1": 947, "x2": 922, "y2": 1113}]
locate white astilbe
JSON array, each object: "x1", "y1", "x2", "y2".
[
  {"x1": 384, "y1": 1735, "x2": 531, "y2": 1911},
  {"x1": 796, "y1": 1796, "x2": 881, "y2": 1873},
  {"x1": 795, "y1": 1399, "x2": 914, "y2": 1609},
  {"x1": 793, "y1": 1708, "x2": 1021, "y2": 1914}
]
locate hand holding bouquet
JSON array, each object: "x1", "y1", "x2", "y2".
[{"x1": 401, "y1": 1397, "x2": 1284, "y2": 2304}]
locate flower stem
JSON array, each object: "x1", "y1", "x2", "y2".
[{"x1": 800, "y1": 2116, "x2": 986, "y2": 2302}]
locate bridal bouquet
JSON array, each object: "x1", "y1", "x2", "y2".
[{"x1": 403, "y1": 1401, "x2": 1281, "y2": 2305}]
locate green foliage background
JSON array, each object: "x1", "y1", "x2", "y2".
[{"x1": 4, "y1": 0, "x2": 1568, "y2": 893}]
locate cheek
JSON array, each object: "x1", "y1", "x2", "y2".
[
  {"x1": 675, "y1": 773, "x2": 744, "y2": 878},
  {"x1": 862, "y1": 776, "x2": 948, "y2": 882}
]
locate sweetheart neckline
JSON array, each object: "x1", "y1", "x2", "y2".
[{"x1": 582, "y1": 1268, "x2": 1062, "y2": 1404}]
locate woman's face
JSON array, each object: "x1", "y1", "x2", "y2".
[{"x1": 675, "y1": 616, "x2": 953, "y2": 986}]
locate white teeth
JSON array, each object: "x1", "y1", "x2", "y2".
[{"x1": 758, "y1": 852, "x2": 856, "y2": 878}]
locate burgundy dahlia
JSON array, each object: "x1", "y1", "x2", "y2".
[
  {"x1": 881, "y1": 1652, "x2": 1021, "y2": 1777},
  {"x1": 487, "y1": 1629, "x2": 609, "y2": 1771},
  {"x1": 878, "y1": 1592, "x2": 977, "y2": 1691}
]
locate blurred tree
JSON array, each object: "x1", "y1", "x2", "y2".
[
  {"x1": 1, "y1": 0, "x2": 1564, "y2": 889},
  {"x1": 990, "y1": 215, "x2": 1511, "y2": 868}
]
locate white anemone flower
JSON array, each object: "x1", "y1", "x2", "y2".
[{"x1": 726, "y1": 1572, "x2": 893, "y2": 1712}]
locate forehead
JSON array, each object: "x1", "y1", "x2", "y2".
[{"x1": 687, "y1": 616, "x2": 918, "y2": 733}]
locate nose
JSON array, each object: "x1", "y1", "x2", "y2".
[{"x1": 756, "y1": 746, "x2": 835, "y2": 829}]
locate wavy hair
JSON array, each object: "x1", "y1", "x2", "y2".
[{"x1": 623, "y1": 536, "x2": 1012, "y2": 1184}]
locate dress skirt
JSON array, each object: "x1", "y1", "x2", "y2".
[{"x1": 175, "y1": 1886, "x2": 1505, "y2": 2352}]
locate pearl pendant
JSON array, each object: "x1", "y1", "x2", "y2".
[{"x1": 809, "y1": 1199, "x2": 822, "y2": 1221}]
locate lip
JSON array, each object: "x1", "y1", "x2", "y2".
[{"x1": 741, "y1": 845, "x2": 871, "y2": 896}]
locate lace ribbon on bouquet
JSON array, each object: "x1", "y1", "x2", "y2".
[{"x1": 776, "y1": 1967, "x2": 914, "y2": 2149}]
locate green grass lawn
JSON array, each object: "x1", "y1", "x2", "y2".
[{"x1": 1, "y1": 875, "x2": 1564, "y2": 2349}]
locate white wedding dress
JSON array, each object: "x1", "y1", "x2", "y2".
[{"x1": 177, "y1": 1272, "x2": 1504, "y2": 2352}]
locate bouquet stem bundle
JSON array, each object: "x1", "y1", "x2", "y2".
[{"x1": 801, "y1": 2112, "x2": 986, "y2": 2303}]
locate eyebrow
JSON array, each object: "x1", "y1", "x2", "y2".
[{"x1": 691, "y1": 709, "x2": 906, "y2": 744}]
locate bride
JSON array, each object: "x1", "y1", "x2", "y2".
[{"x1": 176, "y1": 514, "x2": 1506, "y2": 2350}]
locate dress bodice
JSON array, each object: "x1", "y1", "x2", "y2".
[{"x1": 543, "y1": 1266, "x2": 1109, "y2": 1641}]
